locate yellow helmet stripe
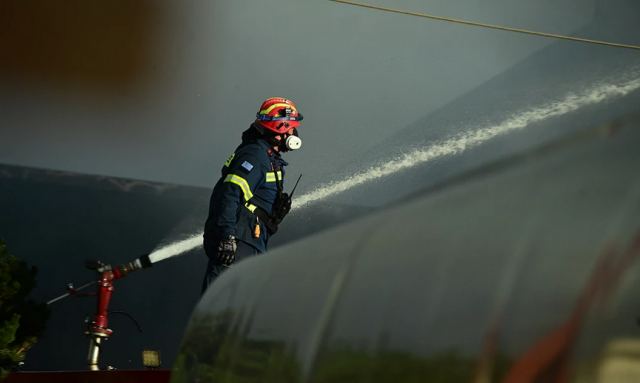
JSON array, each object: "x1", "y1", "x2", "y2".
[
  {"x1": 224, "y1": 174, "x2": 254, "y2": 201},
  {"x1": 259, "y1": 103, "x2": 297, "y2": 116}
]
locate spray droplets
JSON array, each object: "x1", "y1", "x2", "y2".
[
  {"x1": 147, "y1": 73, "x2": 640, "y2": 262},
  {"x1": 292, "y1": 74, "x2": 640, "y2": 210}
]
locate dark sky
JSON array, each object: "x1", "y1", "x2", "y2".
[{"x1": 0, "y1": 0, "x2": 606, "y2": 192}]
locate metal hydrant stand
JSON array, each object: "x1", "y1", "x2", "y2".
[
  {"x1": 86, "y1": 269, "x2": 117, "y2": 371},
  {"x1": 84, "y1": 257, "x2": 150, "y2": 371}
]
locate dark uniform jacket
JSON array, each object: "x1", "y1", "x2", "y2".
[{"x1": 204, "y1": 126, "x2": 287, "y2": 253}]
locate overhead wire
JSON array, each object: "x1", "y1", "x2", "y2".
[{"x1": 330, "y1": 0, "x2": 640, "y2": 51}]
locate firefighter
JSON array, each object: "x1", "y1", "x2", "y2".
[{"x1": 201, "y1": 97, "x2": 303, "y2": 292}]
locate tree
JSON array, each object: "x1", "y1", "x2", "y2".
[{"x1": 0, "y1": 240, "x2": 49, "y2": 380}]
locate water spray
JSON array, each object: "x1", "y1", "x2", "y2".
[
  {"x1": 41, "y1": 71, "x2": 640, "y2": 371},
  {"x1": 293, "y1": 74, "x2": 640, "y2": 209},
  {"x1": 134, "y1": 72, "x2": 640, "y2": 268}
]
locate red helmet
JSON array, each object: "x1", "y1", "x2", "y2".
[{"x1": 255, "y1": 97, "x2": 303, "y2": 134}]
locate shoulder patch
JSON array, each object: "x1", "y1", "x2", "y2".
[{"x1": 241, "y1": 161, "x2": 254, "y2": 172}]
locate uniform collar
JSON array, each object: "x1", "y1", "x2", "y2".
[
  {"x1": 243, "y1": 124, "x2": 287, "y2": 162},
  {"x1": 263, "y1": 141, "x2": 289, "y2": 167},
  {"x1": 256, "y1": 137, "x2": 275, "y2": 155}
]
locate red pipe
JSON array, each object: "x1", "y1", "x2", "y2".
[{"x1": 89, "y1": 271, "x2": 116, "y2": 336}]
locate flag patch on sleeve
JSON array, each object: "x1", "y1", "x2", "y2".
[{"x1": 241, "y1": 161, "x2": 254, "y2": 172}]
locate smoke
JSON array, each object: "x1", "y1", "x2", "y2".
[{"x1": 145, "y1": 70, "x2": 640, "y2": 263}]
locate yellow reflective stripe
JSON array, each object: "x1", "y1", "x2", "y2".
[
  {"x1": 224, "y1": 174, "x2": 254, "y2": 201},
  {"x1": 244, "y1": 203, "x2": 257, "y2": 212},
  {"x1": 259, "y1": 103, "x2": 296, "y2": 115},
  {"x1": 265, "y1": 171, "x2": 283, "y2": 182},
  {"x1": 223, "y1": 153, "x2": 235, "y2": 167}
]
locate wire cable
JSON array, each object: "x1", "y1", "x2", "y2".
[
  {"x1": 109, "y1": 310, "x2": 144, "y2": 333},
  {"x1": 330, "y1": 0, "x2": 640, "y2": 51}
]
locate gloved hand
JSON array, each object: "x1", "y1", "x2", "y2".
[{"x1": 217, "y1": 235, "x2": 237, "y2": 266}]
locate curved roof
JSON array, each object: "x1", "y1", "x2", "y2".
[{"x1": 175, "y1": 114, "x2": 640, "y2": 382}]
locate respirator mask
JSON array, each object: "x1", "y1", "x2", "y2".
[
  {"x1": 284, "y1": 129, "x2": 302, "y2": 151},
  {"x1": 271, "y1": 127, "x2": 301, "y2": 152},
  {"x1": 258, "y1": 126, "x2": 302, "y2": 152}
]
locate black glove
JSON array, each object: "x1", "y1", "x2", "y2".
[{"x1": 216, "y1": 235, "x2": 237, "y2": 266}]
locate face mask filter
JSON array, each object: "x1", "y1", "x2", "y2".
[{"x1": 285, "y1": 135, "x2": 302, "y2": 150}]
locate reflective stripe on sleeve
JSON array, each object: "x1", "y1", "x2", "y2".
[
  {"x1": 244, "y1": 203, "x2": 257, "y2": 213},
  {"x1": 224, "y1": 174, "x2": 254, "y2": 201}
]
